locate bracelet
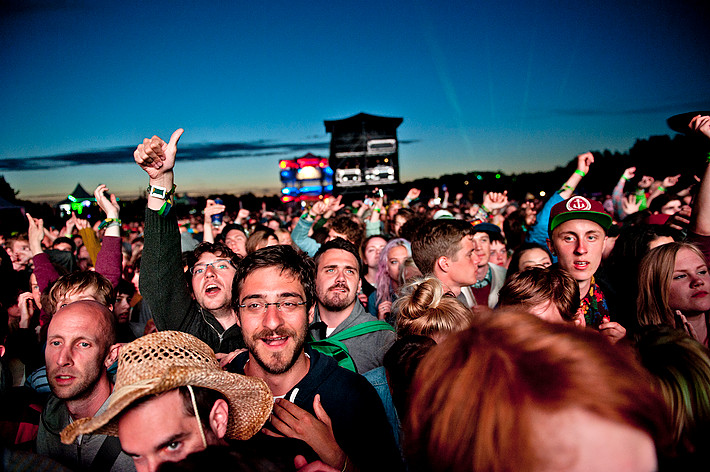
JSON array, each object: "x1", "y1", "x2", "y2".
[
  {"x1": 480, "y1": 205, "x2": 490, "y2": 214},
  {"x1": 574, "y1": 169, "x2": 586, "y2": 177},
  {"x1": 99, "y1": 218, "x2": 121, "y2": 230},
  {"x1": 706, "y1": 151, "x2": 710, "y2": 163},
  {"x1": 658, "y1": 186, "x2": 666, "y2": 192},
  {"x1": 157, "y1": 184, "x2": 177, "y2": 216},
  {"x1": 374, "y1": 208, "x2": 381, "y2": 213},
  {"x1": 341, "y1": 456, "x2": 348, "y2": 472},
  {"x1": 621, "y1": 176, "x2": 629, "y2": 182}
]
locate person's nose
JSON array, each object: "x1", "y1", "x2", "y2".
[
  {"x1": 690, "y1": 274, "x2": 705, "y2": 288},
  {"x1": 574, "y1": 239, "x2": 588, "y2": 255},
  {"x1": 56, "y1": 345, "x2": 73, "y2": 367},
  {"x1": 263, "y1": 303, "x2": 285, "y2": 330}
]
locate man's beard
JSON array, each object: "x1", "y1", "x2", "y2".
[
  {"x1": 318, "y1": 283, "x2": 356, "y2": 312},
  {"x1": 47, "y1": 359, "x2": 104, "y2": 401},
  {"x1": 247, "y1": 324, "x2": 306, "y2": 375}
]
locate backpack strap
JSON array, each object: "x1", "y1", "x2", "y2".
[
  {"x1": 89, "y1": 435, "x2": 122, "y2": 472},
  {"x1": 308, "y1": 321, "x2": 394, "y2": 372},
  {"x1": 326, "y1": 320, "x2": 394, "y2": 342}
]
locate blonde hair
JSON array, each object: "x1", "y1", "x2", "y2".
[
  {"x1": 394, "y1": 276, "x2": 473, "y2": 339},
  {"x1": 637, "y1": 242, "x2": 706, "y2": 327}
]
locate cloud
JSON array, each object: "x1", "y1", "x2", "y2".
[
  {"x1": 0, "y1": 139, "x2": 418, "y2": 171},
  {"x1": 552, "y1": 100, "x2": 710, "y2": 117}
]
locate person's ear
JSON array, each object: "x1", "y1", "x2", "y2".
[
  {"x1": 104, "y1": 343, "x2": 121, "y2": 368},
  {"x1": 546, "y1": 238, "x2": 556, "y2": 257},
  {"x1": 436, "y1": 256, "x2": 449, "y2": 274},
  {"x1": 573, "y1": 312, "x2": 586, "y2": 328},
  {"x1": 209, "y1": 398, "x2": 229, "y2": 440},
  {"x1": 307, "y1": 305, "x2": 315, "y2": 325}
]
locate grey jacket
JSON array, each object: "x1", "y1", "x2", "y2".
[
  {"x1": 309, "y1": 301, "x2": 395, "y2": 374},
  {"x1": 37, "y1": 394, "x2": 135, "y2": 472}
]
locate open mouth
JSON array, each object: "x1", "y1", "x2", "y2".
[
  {"x1": 573, "y1": 261, "x2": 590, "y2": 270},
  {"x1": 261, "y1": 336, "x2": 289, "y2": 347},
  {"x1": 205, "y1": 284, "x2": 220, "y2": 295}
]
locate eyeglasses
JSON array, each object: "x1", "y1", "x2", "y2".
[
  {"x1": 238, "y1": 299, "x2": 307, "y2": 315},
  {"x1": 190, "y1": 259, "x2": 236, "y2": 275}
]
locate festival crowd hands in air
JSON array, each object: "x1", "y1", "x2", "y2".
[{"x1": 0, "y1": 116, "x2": 709, "y2": 471}]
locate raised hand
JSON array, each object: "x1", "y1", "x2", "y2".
[
  {"x1": 309, "y1": 200, "x2": 328, "y2": 218},
  {"x1": 75, "y1": 218, "x2": 90, "y2": 230},
  {"x1": 64, "y1": 213, "x2": 77, "y2": 236},
  {"x1": 325, "y1": 195, "x2": 344, "y2": 216},
  {"x1": 621, "y1": 194, "x2": 641, "y2": 216},
  {"x1": 405, "y1": 188, "x2": 421, "y2": 201},
  {"x1": 483, "y1": 190, "x2": 508, "y2": 211},
  {"x1": 16, "y1": 292, "x2": 35, "y2": 329},
  {"x1": 689, "y1": 115, "x2": 710, "y2": 139},
  {"x1": 204, "y1": 199, "x2": 226, "y2": 219},
  {"x1": 622, "y1": 167, "x2": 636, "y2": 181},
  {"x1": 26, "y1": 212, "x2": 45, "y2": 255},
  {"x1": 133, "y1": 128, "x2": 184, "y2": 179},
  {"x1": 94, "y1": 184, "x2": 120, "y2": 219},
  {"x1": 576, "y1": 152, "x2": 594, "y2": 174},
  {"x1": 662, "y1": 174, "x2": 680, "y2": 189}
]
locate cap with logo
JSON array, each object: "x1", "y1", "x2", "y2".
[{"x1": 548, "y1": 196, "x2": 612, "y2": 234}]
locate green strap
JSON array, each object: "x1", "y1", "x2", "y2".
[
  {"x1": 326, "y1": 320, "x2": 394, "y2": 342},
  {"x1": 309, "y1": 320, "x2": 394, "y2": 372}
]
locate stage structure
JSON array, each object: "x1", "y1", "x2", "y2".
[
  {"x1": 279, "y1": 153, "x2": 333, "y2": 203},
  {"x1": 324, "y1": 113, "x2": 403, "y2": 193}
]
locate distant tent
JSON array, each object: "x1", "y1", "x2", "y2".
[{"x1": 57, "y1": 183, "x2": 95, "y2": 216}]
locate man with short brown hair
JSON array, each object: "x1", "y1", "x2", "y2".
[{"x1": 411, "y1": 219, "x2": 480, "y2": 308}]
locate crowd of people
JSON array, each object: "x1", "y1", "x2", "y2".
[{"x1": 0, "y1": 114, "x2": 709, "y2": 471}]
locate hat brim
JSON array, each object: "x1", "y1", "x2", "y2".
[
  {"x1": 549, "y1": 211, "x2": 612, "y2": 234},
  {"x1": 61, "y1": 366, "x2": 272, "y2": 444}
]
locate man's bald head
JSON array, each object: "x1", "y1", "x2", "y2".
[{"x1": 52, "y1": 300, "x2": 117, "y2": 349}]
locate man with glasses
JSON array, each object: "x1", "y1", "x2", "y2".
[
  {"x1": 133, "y1": 129, "x2": 244, "y2": 354},
  {"x1": 227, "y1": 245, "x2": 404, "y2": 472}
]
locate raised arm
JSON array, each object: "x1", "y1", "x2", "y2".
[
  {"x1": 292, "y1": 200, "x2": 328, "y2": 257},
  {"x1": 92, "y1": 184, "x2": 123, "y2": 287},
  {"x1": 558, "y1": 152, "x2": 593, "y2": 199},
  {"x1": 690, "y1": 115, "x2": 710, "y2": 236},
  {"x1": 646, "y1": 174, "x2": 680, "y2": 208},
  {"x1": 134, "y1": 129, "x2": 195, "y2": 331},
  {"x1": 202, "y1": 199, "x2": 227, "y2": 244},
  {"x1": 134, "y1": 128, "x2": 183, "y2": 211},
  {"x1": 27, "y1": 213, "x2": 59, "y2": 292},
  {"x1": 612, "y1": 167, "x2": 635, "y2": 219}
]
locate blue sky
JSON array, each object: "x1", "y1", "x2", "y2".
[{"x1": 1, "y1": 0, "x2": 708, "y2": 201}]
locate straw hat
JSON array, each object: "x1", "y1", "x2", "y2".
[{"x1": 61, "y1": 331, "x2": 272, "y2": 444}]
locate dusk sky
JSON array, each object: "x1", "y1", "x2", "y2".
[{"x1": 1, "y1": 0, "x2": 709, "y2": 201}]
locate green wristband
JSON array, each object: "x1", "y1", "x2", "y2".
[
  {"x1": 574, "y1": 169, "x2": 586, "y2": 177},
  {"x1": 658, "y1": 186, "x2": 666, "y2": 192}
]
